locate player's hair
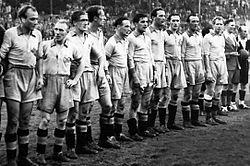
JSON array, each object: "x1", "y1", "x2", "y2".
[
  {"x1": 224, "y1": 18, "x2": 234, "y2": 25},
  {"x1": 238, "y1": 25, "x2": 248, "y2": 33},
  {"x1": 71, "y1": 10, "x2": 87, "y2": 24},
  {"x1": 201, "y1": 24, "x2": 213, "y2": 37},
  {"x1": 167, "y1": 13, "x2": 180, "y2": 21},
  {"x1": 56, "y1": 19, "x2": 70, "y2": 29},
  {"x1": 212, "y1": 16, "x2": 224, "y2": 25},
  {"x1": 133, "y1": 13, "x2": 147, "y2": 23},
  {"x1": 86, "y1": 5, "x2": 104, "y2": 22},
  {"x1": 18, "y1": 4, "x2": 37, "y2": 19},
  {"x1": 151, "y1": 7, "x2": 164, "y2": 18},
  {"x1": 186, "y1": 13, "x2": 199, "y2": 23},
  {"x1": 113, "y1": 17, "x2": 129, "y2": 27}
]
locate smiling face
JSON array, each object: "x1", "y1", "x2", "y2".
[
  {"x1": 118, "y1": 19, "x2": 131, "y2": 38},
  {"x1": 21, "y1": 8, "x2": 38, "y2": 31},
  {"x1": 54, "y1": 22, "x2": 68, "y2": 43},
  {"x1": 135, "y1": 17, "x2": 148, "y2": 33}
]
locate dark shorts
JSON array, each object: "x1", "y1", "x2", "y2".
[
  {"x1": 228, "y1": 69, "x2": 240, "y2": 85},
  {"x1": 239, "y1": 59, "x2": 249, "y2": 84},
  {"x1": 0, "y1": 77, "x2": 4, "y2": 98}
]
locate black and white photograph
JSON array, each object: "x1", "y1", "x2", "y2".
[{"x1": 0, "y1": 0, "x2": 250, "y2": 166}]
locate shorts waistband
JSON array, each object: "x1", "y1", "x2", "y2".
[
  {"x1": 44, "y1": 74, "x2": 69, "y2": 77},
  {"x1": 166, "y1": 58, "x2": 181, "y2": 61},
  {"x1": 209, "y1": 58, "x2": 225, "y2": 61},
  {"x1": 9, "y1": 64, "x2": 35, "y2": 69},
  {"x1": 154, "y1": 60, "x2": 164, "y2": 62},
  {"x1": 184, "y1": 59, "x2": 202, "y2": 62},
  {"x1": 91, "y1": 62, "x2": 99, "y2": 65},
  {"x1": 134, "y1": 61, "x2": 151, "y2": 63}
]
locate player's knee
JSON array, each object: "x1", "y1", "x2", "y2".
[
  {"x1": 171, "y1": 94, "x2": 178, "y2": 102},
  {"x1": 143, "y1": 100, "x2": 151, "y2": 110},
  {"x1": 192, "y1": 91, "x2": 200, "y2": 101},
  {"x1": 183, "y1": 93, "x2": 191, "y2": 102},
  {"x1": 118, "y1": 103, "x2": 125, "y2": 113},
  {"x1": 205, "y1": 89, "x2": 214, "y2": 97},
  {"x1": 228, "y1": 84, "x2": 233, "y2": 90},
  {"x1": 103, "y1": 103, "x2": 112, "y2": 111},
  {"x1": 101, "y1": 102, "x2": 112, "y2": 114},
  {"x1": 214, "y1": 92, "x2": 221, "y2": 100},
  {"x1": 57, "y1": 117, "x2": 67, "y2": 130},
  {"x1": 78, "y1": 113, "x2": 87, "y2": 122},
  {"x1": 67, "y1": 111, "x2": 77, "y2": 123},
  {"x1": 204, "y1": 93, "x2": 213, "y2": 101},
  {"x1": 7, "y1": 119, "x2": 18, "y2": 132},
  {"x1": 99, "y1": 95, "x2": 112, "y2": 108},
  {"x1": 153, "y1": 91, "x2": 161, "y2": 102},
  {"x1": 40, "y1": 116, "x2": 50, "y2": 129},
  {"x1": 131, "y1": 98, "x2": 140, "y2": 110}
]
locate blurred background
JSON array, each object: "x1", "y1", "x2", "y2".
[{"x1": 0, "y1": 0, "x2": 249, "y2": 39}]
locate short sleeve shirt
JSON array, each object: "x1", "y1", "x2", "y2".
[
  {"x1": 127, "y1": 31, "x2": 154, "y2": 69},
  {"x1": 165, "y1": 29, "x2": 182, "y2": 60},
  {"x1": 0, "y1": 26, "x2": 42, "y2": 67},
  {"x1": 202, "y1": 33, "x2": 225, "y2": 61},
  {"x1": 39, "y1": 39, "x2": 81, "y2": 75},
  {"x1": 105, "y1": 34, "x2": 129, "y2": 68},
  {"x1": 67, "y1": 30, "x2": 100, "y2": 72},
  {"x1": 181, "y1": 31, "x2": 203, "y2": 60},
  {"x1": 89, "y1": 29, "x2": 106, "y2": 63},
  {"x1": 146, "y1": 25, "x2": 167, "y2": 62}
]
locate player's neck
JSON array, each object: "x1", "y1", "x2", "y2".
[
  {"x1": 152, "y1": 23, "x2": 161, "y2": 30},
  {"x1": 75, "y1": 28, "x2": 85, "y2": 36},
  {"x1": 135, "y1": 29, "x2": 144, "y2": 35},
  {"x1": 55, "y1": 40, "x2": 64, "y2": 45},
  {"x1": 20, "y1": 24, "x2": 32, "y2": 35},
  {"x1": 116, "y1": 32, "x2": 125, "y2": 40},
  {"x1": 170, "y1": 28, "x2": 177, "y2": 34},
  {"x1": 89, "y1": 23, "x2": 100, "y2": 33},
  {"x1": 240, "y1": 35, "x2": 246, "y2": 40}
]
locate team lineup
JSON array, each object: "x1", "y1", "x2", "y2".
[{"x1": 0, "y1": 4, "x2": 249, "y2": 166}]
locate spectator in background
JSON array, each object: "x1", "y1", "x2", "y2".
[{"x1": 221, "y1": 19, "x2": 240, "y2": 113}]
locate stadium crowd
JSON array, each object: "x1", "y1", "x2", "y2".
[
  {"x1": 1, "y1": 0, "x2": 249, "y2": 39},
  {"x1": 0, "y1": 0, "x2": 250, "y2": 166}
]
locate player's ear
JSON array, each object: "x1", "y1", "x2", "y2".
[{"x1": 20, "y1": 17, "x2": 26, "y2": 23}]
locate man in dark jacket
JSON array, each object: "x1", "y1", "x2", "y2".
[
  {"x1": 0, "y1": 24, "x2": 5, "y2": 143},
  {"x1": 237, "y1": 25, "x2": 250, "y2": 109}
]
